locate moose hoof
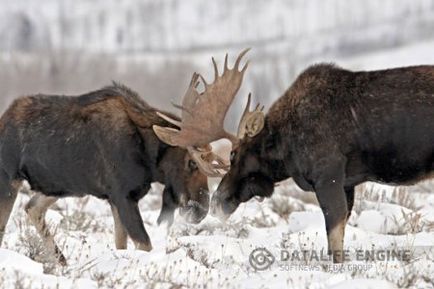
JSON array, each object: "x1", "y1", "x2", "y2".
[
  {"x1": 157, "y1": 213, "x2": 174, "y2": 227},
  {"x1": 135, "y1": 242, "x2": 153, "y2": 252}
]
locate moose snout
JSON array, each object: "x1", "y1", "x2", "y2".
[
  {"x1": 180, "y1": 190, "x2": 209, "y2": 224},
  {"x1": 210, "y1": 191, "x2": 230, "y2": 222}
]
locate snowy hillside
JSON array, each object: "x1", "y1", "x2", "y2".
[{"x1": 1, "y1": 0, "x2": 434, "y2": 53}]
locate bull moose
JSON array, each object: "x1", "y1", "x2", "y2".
[
  {"x1": 0, "y1": 82, "x2": 227, "y2": 264},
  {"x1": 156, "y1": 49, "x2": 434, "y2": 263}
]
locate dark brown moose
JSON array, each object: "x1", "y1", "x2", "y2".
[
  {"x1": 0, "y1": 83, "x2": 225, "y2": 264},
  {"x1": 157, "y1": 52, "x2": 433, "y2": 263}
]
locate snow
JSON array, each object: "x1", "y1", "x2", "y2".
[
  {"x1": 357, "y1": 210, "x2": 388, "y2": 234},
  {"x1": 1, "y1": 176, "x2": 433, "y2": 288},
  {"x1": 0, "y1": 249, "x2": 43, "y2": 274},
  {"x1": 1, "y1": 0, "x2": 434, "y2": 53},
  {"x1": 330, "y1": 279, "x2": 397, "y2": 289},
  {"x1": 7, "y1": 135, "x2": 434, "y2": 289}
]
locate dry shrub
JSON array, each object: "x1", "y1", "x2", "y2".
[
  {"x1": 355, "y1": 185, "x2": 418, "y2": 212},
  {"x1": 15, "y1": 218, "x2": 59, "y2": 274}
]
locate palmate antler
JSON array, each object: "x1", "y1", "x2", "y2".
[{"x1": 153, "y1": 49, "x2": 265, "y2": 177}]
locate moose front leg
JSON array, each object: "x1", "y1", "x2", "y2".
[
  {"x1": 313, "y1": 157, "x2": 348, "y2": 263},
  {"x1": 111, "y1": 196, "x2": 152, "y2": 251},
  {"x1": 316, "y1": 187, "x2": 348, "y2": 263},
  {"x1": 157, "y1": 187, "x2": 177, "y2": 226}
]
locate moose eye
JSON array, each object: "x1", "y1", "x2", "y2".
[
  {"x1": 230, "y1": 151, "x2": 236, "y2": 162},
  {"x1": 188, "y1": 160, "x2": 198, "y2": 171}
]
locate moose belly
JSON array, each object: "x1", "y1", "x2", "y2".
[
  {"x1": 358, "y1": 135, "x2": 433, "y2": 186},
  {"x1": 18, "y1": 134, "x2": 147, "y2": 199}
]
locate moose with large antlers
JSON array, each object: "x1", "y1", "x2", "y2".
[
  {"x1": 210, "y1": 59, "x2": 433, "y2": 263},
  {"x1": 0, "y1": 50, "x2": 255, "y2": 265},
  {"x1": 0, "y1": 83, "x2": 224, "y2": 264},
  {"x1": 155, "y1": 49, "x2": 433, "y2": 263}
]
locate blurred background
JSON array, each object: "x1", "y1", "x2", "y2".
[{"x1": 1, "y1": 0, "x2": 434, "y2": 131}]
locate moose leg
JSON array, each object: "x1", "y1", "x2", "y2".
[
  {"x1": 0, "y1": 179, "x2": 20, "y2": 246},
  {"x1": 316, "y1": 187, "x2": 348, "y2": 263},
  {"x1": 345, "y1": 187, "x2": 355, "y2": 222},
  {"x1": 109, "y1": 202, "x2": 128, "y2": 249},
  {"x1": 313, "y1": 157, "x2": 348, "y2": 263},
  {"x1": 112, "y1": 197, "x2": 152, "y2": 251},
  {"x1": 157, "y1": 187, "x2": 177, "y2": 226},
  {"x1": 25, "y1": 194, "x2": 66, "y2": 265}
]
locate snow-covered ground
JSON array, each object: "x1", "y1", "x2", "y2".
[{"x1": 1, "y1": 178, "x2": 434, "y2": 289}]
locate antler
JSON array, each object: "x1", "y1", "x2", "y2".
[
  {"x1": 153, "y1": 49, "x2": 251, "y2": 176},
  {"x1": 237, "y1": 93, "x2": 265, "y2": 139},
  {"x1": 187, "y1": 146, "x2": 229, "y2": 178},
  {"x1": 153, "y1": 48, "x2": 250, "y2": 148}
]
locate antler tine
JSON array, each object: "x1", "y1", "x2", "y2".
[
  {"x1": 233, "y1": 48, "x2": 251, "y2": 71},
  {"x1": 241, "y1": 93, "x2": 252, "y2": 121},
  {"x1": 189, "y1": 72, "x2": 199, "y2": 87},
  {"x1": 198, "y1": 73, "x2": 208, "y2": 87},
  {"x1": 188, "y1": 147, "x2": 227, "y2": 177},
  {"x1": 178, "y1": 72, "x2": 202, "y2": 121},
  {"x1": 212, "y1": 57, "x2": 219, "y2": 81},
  {"x1": 224, "y1": 53, "x2": 228, "y2": 72},
  {"x1": 156, "y1": 111, "x2": 182, "y2": 127},
  {"x1": 241, "y1": 60, "x2": 249, "y2": 74},
  {"x1": 171, "y1": 101, "x2": 193, "y2": 117},
  {"x1": 236, "y1": 92, "x2": 266, "y2": 139}
]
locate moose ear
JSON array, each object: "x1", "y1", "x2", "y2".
[
  {"x1": 245, "y1": 111, "x2": 265, "y2": 137},
  {"x1": 152, "y1": 125, "x2": 179, "y2": 147}
]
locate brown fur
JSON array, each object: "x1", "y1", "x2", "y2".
[
  {"x1": 0, "y1": 83, "x2": 210, "y2": 264},
  {"x1": 212, "y1": 63, "x2": 434, "y2": 263}
]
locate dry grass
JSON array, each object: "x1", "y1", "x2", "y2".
[
  {"x1": 58, "y1": 198, "x2": 107, "y2": 234},
  {"x1": 275, "y1": 180, "x2": 319, "y2": 206},
  {"x1": 355, "y1": 185, "x2": 419, "y2": 212},
  {"x1": 389, "y1": 209, "x2": 424, "y2": 235},
  {"x1": 14, "y1": 218, "x2": 59, "y2": 274},
  {"x1": 59, "y1": 210, "x2": 95, "y2": 233},
  {"x1": 269, "y1": 194, "x2": 307, "y2": 220}
]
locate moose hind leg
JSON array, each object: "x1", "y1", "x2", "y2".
[
  {"x1": 0, "y1": 179, "x2": 20, "y2": 246},
  {"x1": 112, "y1": 196, "x2": 152, "y2": 251},
  {"x1": 109, "y1": 202, "x2": 128, "y2": 249},
  {"x1": 25, "y1": 194, "x2": 66, "y2": 265}
]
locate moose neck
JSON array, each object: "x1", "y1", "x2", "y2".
[
  {"x1": 258, "y1": 123, "x2": 292, "y2": 184},
  {"x1": 138, "y1": 127, "x2": 173, "y2": 184}
]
